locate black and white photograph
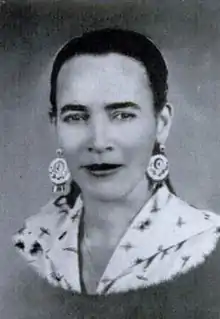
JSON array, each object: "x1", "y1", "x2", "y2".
[{"x1": 1, "y1": 0, "x2": 220, "y2": 318}]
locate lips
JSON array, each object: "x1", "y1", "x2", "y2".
[
  {"x1": 82, "y1": 163, "x2": 123, "y2": 177},
  {"x1": 84, "y1": 163, "x2": 122, "y2": 171}
]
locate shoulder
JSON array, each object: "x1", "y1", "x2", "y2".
[
  {"x1": 169, "y1": 191, "x2": 220, "y2": 228},
  {"x1": 160, "y1": 236, "x2": 220, "y2": 316},
  {"x1": 13, "y1": 197, "x2": 62, "y2": 242},
  {"x1": 169, "y1": 193, "x2": 220, "y2": 269},
  {"x1": 126, "y1": 239, "x2": 220, "y2": 318},
  {"x1": 12, "y1": 194, "x2": 79, "y2": 265},
  {"x1": 116, "y1": 237, "x2": 220, "y2": 318}
]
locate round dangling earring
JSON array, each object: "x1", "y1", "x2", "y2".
[
  {"x1": 48, "y1": 148, "x2": 71, "y2": 193},
  {"x1": 146, "y1": 144, "x2": 169, "y2": 182}
]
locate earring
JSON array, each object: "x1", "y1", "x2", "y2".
[
  {"x1": 146, "y1": 144, "x2": 169, "y2": 182},
  {"x1": 48, "y1": 148, "x2": 71, "y2": 193}
]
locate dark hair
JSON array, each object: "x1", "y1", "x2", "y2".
[{"x1": 49, "y1": 28, "x2": 168, "y2": 121}]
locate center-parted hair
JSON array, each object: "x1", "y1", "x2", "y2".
[{"x1": 49, "y1": 28, "x2": 168, "y2": 121}]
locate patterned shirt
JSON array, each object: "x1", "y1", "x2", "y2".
[{"x1": 12, "y1": 183, "x2": 220, "y2": 295}]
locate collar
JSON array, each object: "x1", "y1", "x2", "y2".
[{"x1": 13, "y1": 183, "x2": 220, "y2": 295}]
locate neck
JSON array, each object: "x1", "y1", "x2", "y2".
[{"x1": 81, "y1": 176, "x2": 152, "y2": 247}]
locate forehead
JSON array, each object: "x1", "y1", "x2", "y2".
[{"x1": 56, "y1": 53, "x2": 152, "y2": 106}]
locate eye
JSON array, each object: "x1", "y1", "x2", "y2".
[
  {"x1": 111, "y1": 111, "x2": 137, "y2": 121},
  {"x1": 62, "y1": 112, "x2": 89, "y2": 123}
]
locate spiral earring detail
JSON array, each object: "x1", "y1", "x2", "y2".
[
  {"x1": 48, "y1": 148, "x2": 71, "y2": 193},
  {"x1": 146, "y1": 144, "x2": 169, "y2": 182}
]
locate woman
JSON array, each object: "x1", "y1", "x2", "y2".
[{"x1": 12, "y1": 28, "x2": 220, "y2": 313}]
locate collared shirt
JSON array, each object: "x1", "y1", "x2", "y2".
[{"x1": 12, "y1": 183, "x2": 220, "y2": 295}]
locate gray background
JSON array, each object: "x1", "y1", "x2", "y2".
[{"x1": 1, "y1": 0, "x2": 220, "y2": 318}]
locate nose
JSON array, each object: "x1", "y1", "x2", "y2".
[{"x1": 87, "y1": 116, "x2": 114, "y2": 153}]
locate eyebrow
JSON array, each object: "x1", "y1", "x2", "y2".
[
  {"x1": 105, "y1": 102, "x2": 141, "y2": 111},
  {"x1": 60, "y1": 104, "x2": 87, "y2": 115},
  {"x1": 60, "y1": 102, "x2": 140, "y2": 115}
]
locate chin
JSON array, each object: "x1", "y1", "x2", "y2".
[{"x1": 82, "y1": 185, "x2": 127, "y2": 202}]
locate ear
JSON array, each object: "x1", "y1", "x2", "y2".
[{"x1": 156, "y1": 103, "x2": 173, "y2": 145}]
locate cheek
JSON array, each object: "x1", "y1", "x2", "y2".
[
  {"x1": 120, "y1": 121, "x2": 156, "y2": 164},
  {"x1": 57, "y1": 123, "x2": 84, "y2": 154}
]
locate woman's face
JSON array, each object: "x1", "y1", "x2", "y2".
[{"x1": 55, "y1": 53, "x2": 163, "y2": 201}]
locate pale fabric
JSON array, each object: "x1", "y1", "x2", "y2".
[{"x1": 12, "y1": 184, "x2": 220, "y2": 295}]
